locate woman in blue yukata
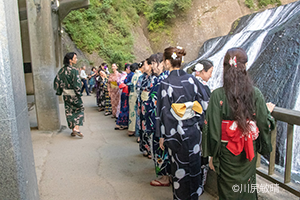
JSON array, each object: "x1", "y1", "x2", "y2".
[
  {"x1": 115, "y1": 64, "x2": 135, "y2": 130},
  {"x1": 156, "y1": 46, "x2": 210, "y2": 199}
]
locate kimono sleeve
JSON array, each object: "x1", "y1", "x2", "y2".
[
  {"x1": 107, "y1": 75, "x2": 111, "y2": 92},
  {"x1": 53, "y1": 74, "x2": 63, "y2": 96},
  {"x1": 72, "y1": 69, "x2": 82, "y2": 96},
  {"x1": 202, "y1": 89, "x2": 222, "y2": 174},
  {"x1": 136, "y1": 76, "x2": 143, "y2": 102},
  {"x1": 193, "y1": 76, "x2": 210, "y2": 128},
  {"x1": 155, "y1": 82, "x2": 164, "y2": 138},
  {"x1": 254, "y1": 87, "x2": 274, "y2": 155}
]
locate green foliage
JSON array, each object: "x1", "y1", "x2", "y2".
[
  {"x1": 64, "y1": 0, "x2": 137, "y2": 67},
  {"x1": 146, "y1": 0, "x2": 192, "y2": 31},
  {"x1": 63, "y1": 0, "x2": 193, "y2": 66},
  {"x1": 245, "y1": 0, "x2": 255, "y2": 9},
  {"x1": 244, "y1": 0, "x2": 281, "y2": 9},
  {"x1": 258, "y1": 0, "x2": 281, "y2": 8},
  {"x1": 233, "y1": 18, "x2": 241, "y2": 30}
]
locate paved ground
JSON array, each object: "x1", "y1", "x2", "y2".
[{"x1": 30, "y1": 95, "x2": 217, "y2": 200}]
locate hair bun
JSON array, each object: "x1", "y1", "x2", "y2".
[{"x1": 176, "y1": 48, "x2": 186, "y2": 57}]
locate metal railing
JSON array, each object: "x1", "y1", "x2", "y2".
[{"x1": 256, "y1": 107, "x2": 300, "y2": 197}]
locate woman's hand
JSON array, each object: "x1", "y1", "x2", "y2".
[
  {"x1": 266, "y1": 102, "x2": 275, "y2": 113},
  {"x1": 159, "y1": 138, "x2": 165, "y2": 150},
  {"x1": 209, "y1": 157, "x2": 215, "y2": 172}
]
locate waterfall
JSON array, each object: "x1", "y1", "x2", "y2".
[
  {"x1": 185, "y1": 1, "x2": 300, "y2": 181},
  {"x1": 185, "y1": 1, "x2": 300, "y2": 90}
]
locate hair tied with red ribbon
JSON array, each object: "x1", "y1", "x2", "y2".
[{"x1": 229, "y1": 56, "x2": 237, "y2": 68}]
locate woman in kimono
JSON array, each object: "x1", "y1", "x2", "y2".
[
  {"x1": 54, "y1": 52, "x2": 84, "y2": 137},
  {"x1": 128, "y1": 62, "x2": 143, "y2": 136},
  {"x1": 115, "y1": 64, "x2": 135, "y2": 130},
  {"x1": 192, "y1": 60, "x2": 214, "y2": 189},
  {"x1": 88, "y1": 67, "x2": 97, "y2": 93},
  {"x1": 99, "y1": 71, "x2": 112, "y2": 116},
  {"x1": 144, "y1": 53, "x2": 171, "y2": 186},
  {"x1": 96, "y1": 63, "x2": 107, "y2": 111},
  {"x1": 203, "y1": 47, "x2": 275, "y2": 200},
  {"x1": 156, "y1": 47, "x2": 210, "y2": 199},
  {"x1": 108, "y1": 63, "x2": 121, "y2": 118},
  {"x1": 116, "y1": 68, "x2": 128, "y2": 119},
  {"x1": 137, "y1": 58, "x2": 153, "y2": 158}
]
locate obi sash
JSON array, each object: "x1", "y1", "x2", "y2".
[
  {"x1": 110, "y1": 81, "x2": 118, "y2": 89},
  {"x1": 119, "y1": 83, "x2": 129, "y2": 94},
  {"x1": 221, "y1": 120, "x2": 259, "y2": 161},
  {"x1": 141, "y1": 90, "x2": 149, "y2": 102},
  {"x1": 63, "y1": 89, "x2": 76, "y2": 96},
  {"x1": 170, "y1": 101, "x2": 203, "y2": 121}
]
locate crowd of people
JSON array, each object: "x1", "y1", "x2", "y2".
[{"x1": 54, "y1": 46, "x2": 276, "y2": 200}]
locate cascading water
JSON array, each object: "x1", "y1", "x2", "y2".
[{"x1": 185, "y1": 1, "x2": 300, "y2": 182}]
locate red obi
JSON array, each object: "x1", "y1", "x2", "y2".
[
  {"x1": 221, "y1": 120, "x2": 259, "y2": 161},
  {"x1": 119, "y1": 83, "x2": 129, "y2": 94}
]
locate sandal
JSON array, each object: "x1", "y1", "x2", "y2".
[
  {"x1": 119, "y1": 126, "x2": 128, "y2": 130},
  {"x1": 70, "y1": 132, "x2": 76, "y2": 137},
  {"x1": 128, "y1": 133, "x2": 135, "y2": 137},
  {"x1": 98, "y1": 108, "x2": 104, "y2": 112},
  {"x1": 104, "y1": 112, "x2": 112, "y2": 116},
  {"x1": 73, "y1": 131, "x2": 84, "y2": 138},
  {"x1": 150, "y1": 180, "x2": 170, "y2": 187}
]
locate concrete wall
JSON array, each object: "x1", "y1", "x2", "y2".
[{"x1": 0, "y1": 0, "x2": 39, "y2": 199}]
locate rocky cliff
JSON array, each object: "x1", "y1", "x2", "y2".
[
  {"x1": 147, "y1": 0, "x2": 298, "y2": 62},
  {"x1": 62, "y1": 0, "x2": 298, "y2": 67}
]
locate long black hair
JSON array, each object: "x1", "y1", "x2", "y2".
[{"x1": 223, "y1": 47, "x2": 254, "y2": 133}]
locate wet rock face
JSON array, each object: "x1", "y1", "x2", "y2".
[
  {"x1": 248, "y1": 14, "x2": 300, "y2": 110},
  {"x1": 248, "y1": 12, "x2": 300, "y2": 168}
]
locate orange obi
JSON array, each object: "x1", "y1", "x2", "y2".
[{"x1": 221, "y1": 120, "x2": 259, "y2": 162}]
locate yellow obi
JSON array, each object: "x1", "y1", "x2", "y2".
[
  {"x1": 171, "y1": 101, "x2": 203, "y2": 120},
  {"x1": 110, "y1": 81, "x2": 118, "y2": 89}
]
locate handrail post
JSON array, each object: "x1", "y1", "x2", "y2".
[
  {"x1": 256, "y1": 153, "x2": 261, "y2": 168},
  {"x1": 284, "y1": 124, "x2": 294, "y2": 183},
  {"x1": 268, "y1": 121, "x2": 277, "y2": 175}
]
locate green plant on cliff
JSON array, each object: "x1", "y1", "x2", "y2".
[
  {"x1": 245, "y1": 0, "x2": 281, "y2": 9},
  {"x1": 258, "y1": 0, "x2": 281, "y2": 7},
  {"x1": 63, "y1": 0, "x2": 193, "y2": 66},
  {"x1": 245, "y1": 0, "x2": 255, "y2": 9},
  {"x1": 146, "y1": 0, "x2": 192, "y2": 31},
  {"x1": 64, "y1": 0, "x2": 139, "y2": 67}
]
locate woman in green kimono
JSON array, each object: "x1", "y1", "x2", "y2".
[
  {"x1": 54, "y1": 52, "x2": 84, "y2": 137},
  {"x1": 203, "y1": 47, "x2": 275, "y2": 200}
]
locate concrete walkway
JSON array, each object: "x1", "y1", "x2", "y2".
[{"x1": 30, "y1": 95, "x2": 217, "y2": 200}]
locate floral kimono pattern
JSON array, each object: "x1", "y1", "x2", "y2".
[
  {"x1": 128, "y1": 70, "x2": 143, "y2": 133},
  {"x1": 137, "y1": 73, "x2": 154, "y2": 155},
  {"x1": 145, "y1": 71, "x2": 170, "y2": 176},
  {"x1": 96, "y1": 75, "x2": 105, "y2": 109},
  {"x1": 54, "y1": 65, "x2": 84, "y2": 129},
  {"x1": 108, "y1": 72, "x2": 121, "y2": 117},
  {"x1": 194, "y1": 75, "x2": 211, "y2": 187}
]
